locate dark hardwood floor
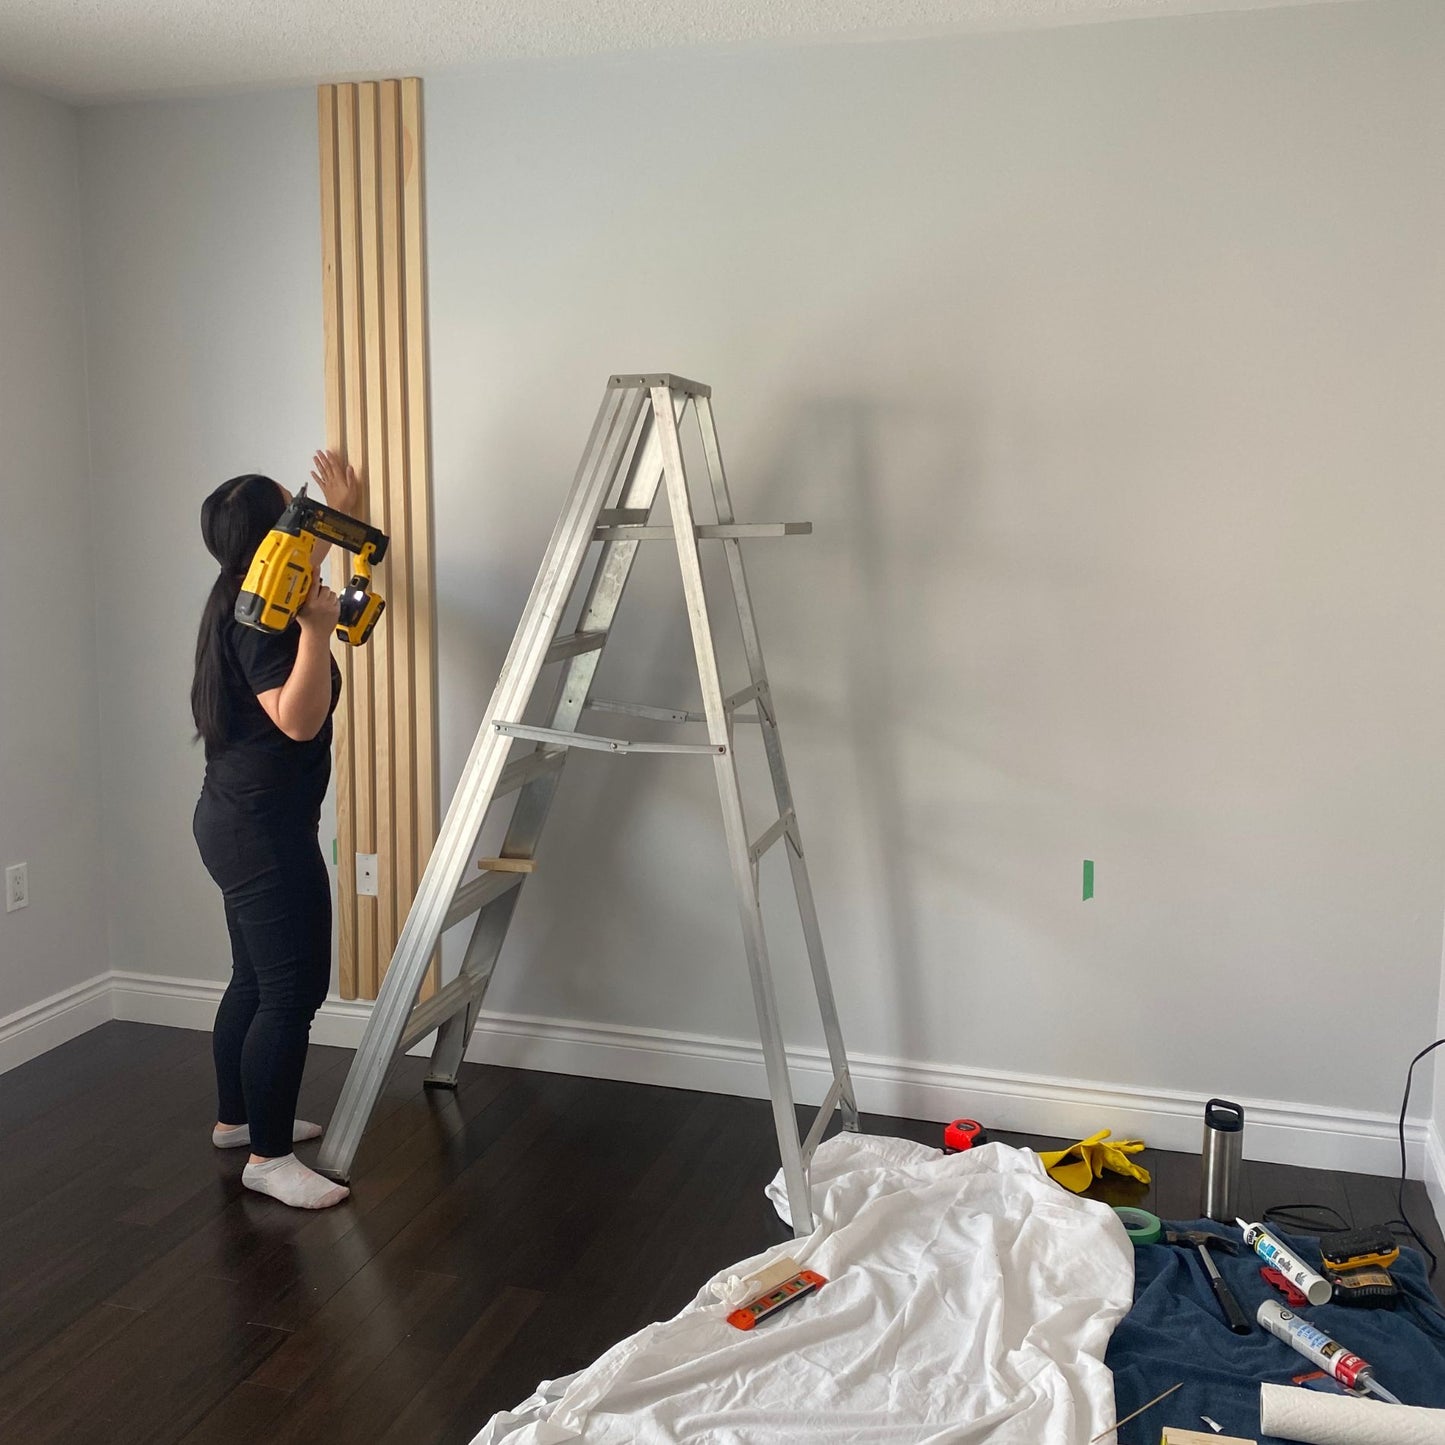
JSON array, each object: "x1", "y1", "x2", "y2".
[{"x1": 2, "y1": 1021, "x2": 1440, "y2": 1443}]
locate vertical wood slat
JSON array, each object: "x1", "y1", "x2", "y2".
[
  {"x1": 318, "y1": 88, "x2": 358, "y2": 1000},
  {"x1": 401, "y1": 77, "x2": 441, "y2": 999},
  {"x1": 378, "y1": 81, "x2": 420, "y2": 993},
  {"x1": 357, "y1": 82, "x2": 396, "y2": 989},
  {"x1": 319, "y1": 78, "x2": 438, "y2": 1001},
  {"x1": 335, "y1": 85, "x2": 380, "y2": 997}
]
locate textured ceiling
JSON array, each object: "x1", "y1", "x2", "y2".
[{"x1": 0, "y1": 0, "x2": 1356, "y2": 105}]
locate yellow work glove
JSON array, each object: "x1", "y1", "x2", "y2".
[{"x1": 1038, "y1": 1130, "x2": 1151, "y2": 1193}]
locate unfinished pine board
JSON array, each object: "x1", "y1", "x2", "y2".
[
  {"x1": 357, "y1": 81, "x2": 397, "y2": 973},
  {"x1": 317, "y1": 87, "x2": 358, "y2": 999},
  {"x1": 477, "y1": 859, "x2": 538, "y2": 875},
  {"x1": 379, "y1": 80, "x2": 416, "y2": 977},
  {"x1": 335, "y1": 82, "x2": 378, "y2": 997},
  {"x1": 318, "y1": 78, "x2": 439, "y2": 1002}
]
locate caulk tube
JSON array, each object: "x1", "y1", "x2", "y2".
[
  {"x1": 1256, "y1": 1301, "x2": 1380, "y2": 1394},
  {"x1": 1238, "y1": 1219, "x2": 1333, "y2": 1306}
]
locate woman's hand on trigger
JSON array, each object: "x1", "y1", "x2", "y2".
[
  {"x1": 298, "y1": 582, "x2": 341, "y2": 636},
  {"x1": 310, "y1": 449, "x2": 362, "y2": 516}
]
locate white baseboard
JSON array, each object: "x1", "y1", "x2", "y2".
[
  {"x1": 104, "y1": 968, "x2": 1436, "y2": 1188},
  {"x1": 1426, "y1": 1121, "x2": 1445, "y2": 1236},
  {"x1": 0, "y1": 972, "x2": 113, "y2": 1073}
]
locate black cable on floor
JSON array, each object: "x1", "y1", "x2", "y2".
[
  {"x1": 1394, "y1": 1037, "x2": 1444, "y2": 1279},
  {"x1": 1261, "y1": 1039, "x2": 1442, "y2": 1280}
]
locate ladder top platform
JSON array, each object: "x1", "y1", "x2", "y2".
[{"x1": 608, "y1": 372, "x2": 711, "y2": 397}]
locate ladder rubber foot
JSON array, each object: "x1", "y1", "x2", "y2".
[
  {"x1": 317, "y1": 1167, "x2": 351, "y2": 1184},
  {"x1": 423, "y1": 1076, "x2": 460, "y2": 1091}
]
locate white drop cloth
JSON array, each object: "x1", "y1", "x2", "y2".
[{"x1": 472, "y1": 1135, "x2": 1133, "y2": 1444}]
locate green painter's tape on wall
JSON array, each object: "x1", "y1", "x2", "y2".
[
  {"x1": 333, "y1": 838, "x2": 338, "y2": 865},
  {"x1": 1083, "y1": 860, "x2": 1094, "y2": 901}
]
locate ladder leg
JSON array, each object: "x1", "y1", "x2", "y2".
[
  {"x1": 318, "y1": 384, "x2": 645, "y2": 1181},
  {"x1": 652, "y1": 387, "x2": 814, "y2": 1235},
  {"x1": 694, "y1": 395, "x2": 858, "y2": 1132}
]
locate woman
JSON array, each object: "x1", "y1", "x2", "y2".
[{"x1": 190, "y1": 450, "x2": 359, "y2": 1210}]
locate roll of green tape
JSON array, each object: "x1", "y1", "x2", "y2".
[{"x1": 1114, "y1": 1206, "x2": 1163, "y2": 1246}]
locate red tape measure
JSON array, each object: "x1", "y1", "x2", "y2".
[{"x1": 943, "y1": 1119, "x2": 988, "y2": 1152}]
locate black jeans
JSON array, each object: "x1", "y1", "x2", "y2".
[{"x1": 193, "y1": 795, "x2": 331, "y2": 1158}]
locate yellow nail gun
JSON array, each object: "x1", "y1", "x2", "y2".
[{"x1": 236, "y1": 486, "x2": 389, "y2": 647}]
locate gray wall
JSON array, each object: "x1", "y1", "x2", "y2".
[
  {"x1": 77, "y1": 1, "x2": 1445, "y2": 1128},
  {"x1": 0, "y1": 80, "x2": 107, "y2": 1025},
  {"x1": 79, "y1": 91, "x2": 330, "y2": 994}
]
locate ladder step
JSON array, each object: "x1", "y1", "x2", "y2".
[
  {"x1": 607, "y1": 372, "x2": 710, "y2": 397},
  {"x1": 401, "y1": 971, "x2": 490, "y2": 1051},
  {"x1": 495, "y1": 747, "x2": 566, "y2": 798},
  {"x1": 748, "y1": 809, "x2": 794, "y2": 864},
  {"x1": 494, "y1": 721, "x2": 725, "y2": 756},
  {"x1": 588, "y1": 699, "x2": 693, "y2": 723},
  {"x1": 801, "y1": 1072, "x2": 848, "y2": 1163},
  {"x1": 442, "y1": 868, "x2": 525, "y2": 933},
  {"x1": 545, "y1": 630, "x2": 607, "y2": 664},
  {"x1": 592, "y1": 522, "x2": 812, "y2": 542},
  {"x1": 587, "y1": 699, "x2": 761, "y2": 726},
  {"x1": 597, "y1": 507, "x2": 651, "y2": 526},
  {"x1": 477, "y1": 857, "x2": 536, "y2": 874}
]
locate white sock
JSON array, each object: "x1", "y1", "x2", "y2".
[
  {"x1": 213, "y1": 1120, "x2": 323, "y2": 1150},
  {"x1": 242, "y1": 1153, "x2": 350, "y2": 1210}
]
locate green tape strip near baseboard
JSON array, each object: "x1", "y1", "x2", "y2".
[{"x1": 1083, "y1": 859, "x2": 1094, "y2": 901}]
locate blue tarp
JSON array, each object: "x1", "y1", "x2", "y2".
[{"x1": 1106, "y1": 1220, "x2": 1445, "y2": 1443}]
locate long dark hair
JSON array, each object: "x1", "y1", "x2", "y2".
[{"x1": 191, "y1": 474, "x2": 287, "y2": 751}]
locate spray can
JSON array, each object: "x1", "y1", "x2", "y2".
[
  {"x1": 1200, "y1": 1099, "x2": 1244, "y2": 1222},
  {"x1": 1256, "y1": 1301, "x2": 1400, "y2": 1403},
  {"x1": 1238, "y1": 1219, "x2": 1333, "y2": 1306}
]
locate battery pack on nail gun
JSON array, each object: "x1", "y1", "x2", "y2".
[
  {"x1": 237, "y1": 485, "x2": 389, "y2": 647},
  {"x1": 726, "y1": 1269, "x2": 826, "y2": 1330}
]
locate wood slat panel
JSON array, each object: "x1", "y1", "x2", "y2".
[
  {"x1": 318, "y1": 87, "x2": 358, "y2": 1000},
  {"x1": 320, "y1": 79, "x2": 439, "y2": 1002}
]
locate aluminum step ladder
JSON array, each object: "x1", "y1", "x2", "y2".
[{"x1": 317, "y1": 373, "x2": 858, "y2": 1233}]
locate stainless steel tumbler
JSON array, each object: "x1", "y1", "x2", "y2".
[{"x1": 1200, "y1": 1098, "x2": 1244, "y2": 1222}]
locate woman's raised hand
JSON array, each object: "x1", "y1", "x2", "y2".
[
  {"x1": 298, "y1": 582, "x2": 342, "y2": 635},
  {"x1": 310, "y1": 449, "x2": 362, "y2": 516}
]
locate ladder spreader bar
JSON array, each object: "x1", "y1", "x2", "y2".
[{"x1": 494, "y1": 721, "x2": 725, "y2": 755}]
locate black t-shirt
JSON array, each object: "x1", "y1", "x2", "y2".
[{"x1": 201, "y1": 620, "x2": 342, "y2": 822}]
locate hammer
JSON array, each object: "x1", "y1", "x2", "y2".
[{"x1": 1164, "y1": 1229, "x2": 1251, "y2": 1334}]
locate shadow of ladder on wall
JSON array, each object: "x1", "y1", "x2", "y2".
[{"x1": 316, "y1": 373, "x2": 859, "y2": 1235}]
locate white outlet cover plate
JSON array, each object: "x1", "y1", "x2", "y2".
[
  {"x1": 356, "y1": 853, "x2": 378, "y2": 897},
  {"x1": 5, "y1": 863, "x2": 29, "y2": 912}
]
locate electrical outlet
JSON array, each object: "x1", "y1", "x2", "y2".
[
  {"x1": 356, "y1": 853, "x2": 378, "y2": 898},
  {"x1": 6, "y1": 863, "x2": 29, "y2": 913}
]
